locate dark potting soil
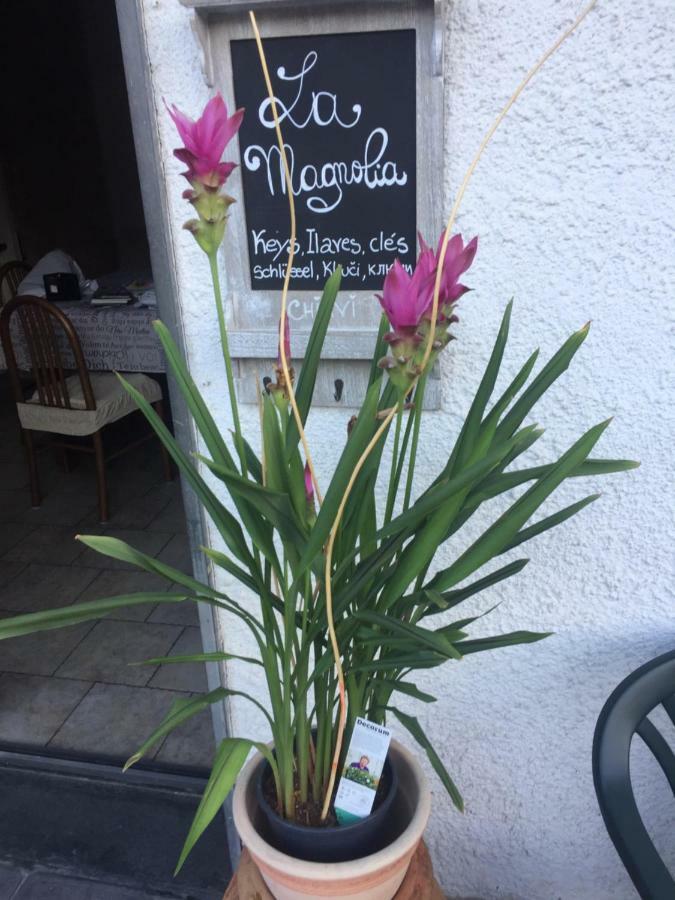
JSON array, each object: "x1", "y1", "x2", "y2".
[{"x1": 262, "y1": 766, "x2": 390, "y2": 828}]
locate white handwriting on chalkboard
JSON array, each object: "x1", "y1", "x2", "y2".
[
  {"x1": 244, "y1": 49, "x2": 408, "y2": 213},
  {"x1": 244, "y1": 128, "x2": 407, "y2": 214},
  {"x1": 258, "y1": 53, "x2": 361, "y2": 130}
]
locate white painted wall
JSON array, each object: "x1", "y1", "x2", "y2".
[{"x1": 138, "y1": 1, "x2": 674, "y2": 897}]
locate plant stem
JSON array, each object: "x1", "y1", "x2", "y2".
[
  {"x1": 403, "y1": 373, "x2": 428, "y2": 510},
  {"x1": 208, "y1": 251, "x2": 247, "y2": 476},
  {"x1": 384, "y1": 403, "x2": 404, "y2": 524}
]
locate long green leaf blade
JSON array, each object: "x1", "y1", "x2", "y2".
[
  {"x1": 429, "y1": 419, "x2": 611, "y2": 592},
  {"x1": 175, "y1": 738, "x2": 252, "y2": 873},
  {"x1": 418, "y1": 559, "x2": 529, "y2": 619},
  {"x1": 495, "y1": 322, "x2": 590, "y2": 442},
  {"x1": 132, "y1": 651, "x2": 263, "y2": 668},
  {"x1": 77, "y1": 535, "x2": 218, "y2": 598},
  {"x1": 296, "y1": 379, "x2": 382, "y2": 576},
  {"x1": 0, "y1": 592, "x2": 188, "y2": 639},
  {"x1": 455, "y1": 631, "x2": 551, "y2": 654},
  {"x1": 501, "y1": 493, "x2": 600, "y2": 554},
  {"x1": 116, "y1": 374, "x2": 251, "y2": 566},
  {"x1": 377, "y1": 679, "x2": 437, "y2": 703},
  {"x1": 389, "y1": 707, "x2": 464, "y2": 811},
  {"x1": 353, "y1": 610, "x2": 462, "y2": 660},
  {"x1": 285, "y1": 267, "x2": 342, "y2": 454},
  {"x1": 153, "y1": 320, "x2": 235, "y2": 470},
  {"x1": 125, "y1": 688, "x2": 229, "y2": 771}
]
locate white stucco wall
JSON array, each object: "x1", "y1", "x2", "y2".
[{"x1": 138, "y1": 1, "x2": 673, "y2": 897}]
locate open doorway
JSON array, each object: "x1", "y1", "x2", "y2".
[{"x1": 0, "y1": 0, "x2": 215, "y2": 774}]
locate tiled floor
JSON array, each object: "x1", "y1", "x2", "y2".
[{"x1": 0, "y1": 375, "x2": 215, "y2": 771}]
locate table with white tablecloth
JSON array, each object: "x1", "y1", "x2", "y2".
[{"x1": 0, "y1": 301, "x2": 165, "y2": 373}]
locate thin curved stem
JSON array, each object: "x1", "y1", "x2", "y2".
[
  {"x1": 384, "y1": 403, "x2": 404, "y2": 524},
  {"x1": 419, "y1": 0, "x2": 599, "y2": 375},
  {"x1": 249, "y1": 12, "x2": 323, "y2": 506},
  {"x1": 403, "y1": 373, "x2": 428, "y2": 511},
  {"x1": 208, "y1": 251, "x2": 246, "y2": 475}
]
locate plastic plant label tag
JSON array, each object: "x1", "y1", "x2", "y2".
[{"x1": 334, "y1": 717, "x2": 392, "y2": 826}]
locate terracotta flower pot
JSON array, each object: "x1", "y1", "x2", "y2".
[{"x1": 232, "y1": 739, "x2": 431, "y2": 900}]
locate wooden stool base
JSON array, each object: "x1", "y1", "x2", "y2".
[{"x1": 223, "y1": 840, "x2": 444, "y2": 899}]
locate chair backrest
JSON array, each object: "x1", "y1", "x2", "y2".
[
  {"x1": 0, "y1": 260, "x2": 30, "y2": 307},
  {"x1": 593, "y1": 649, "x2": 675, "y2": 899},
  {"x1": 0, "y1": 295, "x2": 96, "y2": 412}
]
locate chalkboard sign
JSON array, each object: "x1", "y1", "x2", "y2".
[{"x1": 231, "y1": 30, "x2": 416, "y2": 292}]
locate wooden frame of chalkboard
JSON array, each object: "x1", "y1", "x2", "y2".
[{"x1": 179, "y1": 0, "x2": 444, "y2": 408}]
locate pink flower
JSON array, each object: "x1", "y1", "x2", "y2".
[
  {"x1": 419, "y1": 232, "x2": 478, "y2": 312},
  {"x1": 376, "y1": 232, "x2": 478, "y2": 390},
  {"x1": 375, "y1": 250, "x2": 436, "y2": 333},
  {"x1": 166, "y1": 94, "x2": 244, "y2": 187},
  {"x1": 304, "y1": 462, "x2": 314, "y2": 505}
]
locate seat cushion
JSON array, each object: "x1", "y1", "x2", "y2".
[{"x1": 17, "y1": 372, "x2": 162, "y2": 436}]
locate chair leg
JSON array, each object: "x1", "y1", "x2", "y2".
[
  {"x1": 23, "y1": 429, "x2": 41, "y2": 508},
  {"x1": 92, "y1": 431, "x2": 109, "y2": 524},
  {"x1": 58, "y1": 445, "x2": 72, "y2": 473},
  {"x1": 153, "y1": 400, "x2": 174, "y2": 482}
]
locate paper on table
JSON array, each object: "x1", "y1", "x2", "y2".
[{"x1": 138, "y1": 290, "x2": 157, "y2": 307}]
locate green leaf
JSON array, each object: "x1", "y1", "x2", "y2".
[
  {"x1": 436, "y1": 301, "x2": 512, "y2": 487},
  {"x1": 455, "y1": 300, "x2": 512, "y2": 470},
  {"x1": 242, "y1": 437, "x2": 264, "y2": 484},
  {"x1": 349, "y1": 653, "x2": 446, "y2": 674},
  {"x1": 125, "y1": 688, "x2": 229, "y2": 771},
  {"x1": 352, "y1": 610, "x2": 462, "y2": 660},
  {"x1": 470, "y1": 457, "x2": 639, "y2": 509},
  {"x1": 175, "y1": 738, "x2": 252, "y2": 873},
  {"x1": 153, "y1": 320, "x2": 234, "y2": 471},
  {"x1": 201, "y1": 547, "x2": 260, "y2": 594},
  {"x1": 116, "y1": 374, "x2": 252, "y2": 567},
  {"x1": 573, "y1": 458, "x2": 640, "y2": 476},
  {"x1": 500, "y1": 493, "x2": 600, "y2": 554},
  {"x1": 0, "y1": 592, "x2": 188, "y2": 639},
  {"x1": 368, "y1": 314, "x2": 390, "y2": 388},
  {"x1": 296, "y1": 379, "x2": 382, "y2": 576},
  {"x1": 419, "y1": 559, "x2": 529, "y2": 618},
  {"x1": 455, "y1": 631, "x2": 551, "y2": 654},
  {"x1": 428, "y1": 419, "x2": 611, "y2": 592},
  {"x1": 77, "y1": 535, "x2": 218, "y2": 598},
  {"x1": 481, "y1": 348, "x2": 540, "y2": 432},
  {"x1": 199, "y1": 456, "x2": 306, "y2": 550},
  {"x1": 285, "y1": 267, "x2": 342, "y2": 454},
  {"x1": 378, "y1": 425, "x2": 540, "y2": 544},
  {"x1": 495, "y1": 322, "x2": 590, "y2": 442},
  {"x1": 389, "y1": 707, "x2": 464, "y2": 811},
  {"x1": 131, "y1": 651, "x2": 262, "y2": 668},
  {"x1": 198, "y1": 453, "x2": 293, "y2": 573},
  {"x1": 75, "y1": 536, "x2": 262, "y2": 634},
  {"x1": 377, "y1": 679, "x2": 437, "y2": 703}
]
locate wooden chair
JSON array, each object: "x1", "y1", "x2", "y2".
[
  {"x1": 0, "y1": 260, "x2": 30, "y2": 307},
  {"x1": 593, "y1": 649, "x2": 675, "y2": 899},
  {"x1": 0, "y1": 294, "x2": 172, "y2": 523}
]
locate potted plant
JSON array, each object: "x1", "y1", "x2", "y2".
[{"x1": 0, "y1": 7, "x2": 636, "y2": 899}]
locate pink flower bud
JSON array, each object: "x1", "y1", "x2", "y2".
[
  {"x1": 277, "y1": 316, "x2": 291, "y2": 368},
  {"x1": 166, "y1": 94, "x2": 244, "y2": 189},
  {"x1": 304, "y1": 462, "x2": 314, "y2": 505}
]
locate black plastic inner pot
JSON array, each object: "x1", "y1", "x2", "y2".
[{"x1": 255, "y1": 754, "x2": 399, "y2": 863}]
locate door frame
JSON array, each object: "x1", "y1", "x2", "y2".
[{"x1": 114, "y1": 0, "x2": 240, "y2": 868}]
